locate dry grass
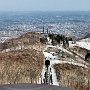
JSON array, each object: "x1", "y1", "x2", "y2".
[
  {"x1": 54, "y1": 63, "x2": 90, "y2": 90},
  {"x1": 0, "y1": 48, "x2": 44, "y2": 84},
  {"x1": 0, "y1": 32, "x2": 45, "y2": 85},
  {"x1": 0, "y1": 32, "x2": 41, "y2": 51}
]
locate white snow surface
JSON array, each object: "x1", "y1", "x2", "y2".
[
  {"x1": 76, "y1": 42, "x2": 90, "y2": 50},
  {"x1": 41, "y1": 45, "x2": 87, "y2": 86}
]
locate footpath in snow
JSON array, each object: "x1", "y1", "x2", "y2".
[{"x1": 40, "y1": 45, "x2": 88, "y2": 86}]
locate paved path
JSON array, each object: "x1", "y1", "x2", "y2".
[
  {"x1": 0, "y1": 84, "x2": 74, "y2": 90},
  {"x1": 41, "y1": 51, "x2": 60, "y2": 86}
]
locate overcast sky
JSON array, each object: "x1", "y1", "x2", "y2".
[{"x1": 0, "y1": 0, "x2": 90, "y2": 11}]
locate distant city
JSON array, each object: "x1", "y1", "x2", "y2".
[{"x1": 0, "y1": 11, "x2": 90, "y2": 42}]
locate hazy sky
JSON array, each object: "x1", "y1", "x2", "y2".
[{"x1": 0, "y1": 0, "x2": 90, "y2": 11}]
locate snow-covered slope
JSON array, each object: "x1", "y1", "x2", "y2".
[
  {"x1": 41, "y1": 45, "x2": 88, "y2": 86},
  {"x1": 76, "y1": 42, "x2": 90, "y2": 50}
]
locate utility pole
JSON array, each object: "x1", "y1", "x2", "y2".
[
  {"x1": 47, "y1": 28, "x2": 49, "y2": 34},
  {"x1": 43, "y1": 26, "x2": 44, "y2": 34}
]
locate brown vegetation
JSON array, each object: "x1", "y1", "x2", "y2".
[
  {"x1": 0, "y1": 32, "x2": 44, "y2": 84},
  {"x1": 0, "y1": 48, "x2": 44, "y2": 84},
  {"x1": 0, "y1": 32, "x2": 41, "y2": 51},
  {"x1": 54, "y1": 63, "x2": 90, "y2": 90}
]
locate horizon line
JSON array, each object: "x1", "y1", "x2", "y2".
[{"x1": 0, "y1": 10, "x2": 90, "y2": 12}]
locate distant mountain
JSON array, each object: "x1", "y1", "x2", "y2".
[
  {"x1": 84, "y1": 33, "x2": 90, "y2": 38},
  {"x1": 77, "y1": 33, "x2": 90, "y2": 42}
]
